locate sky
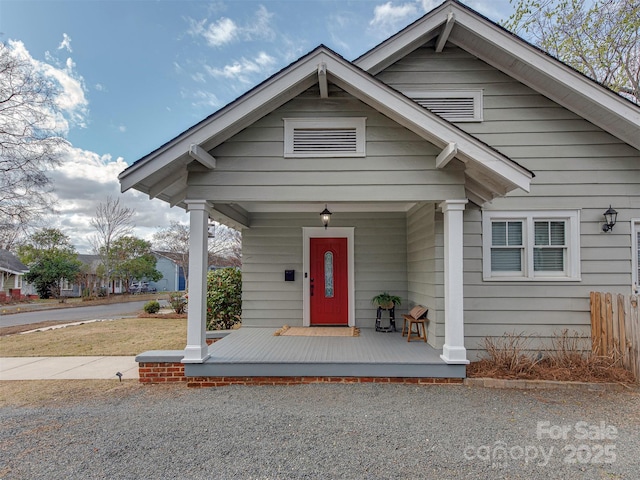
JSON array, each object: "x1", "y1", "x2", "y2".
[{"x1": 0, "y1": 0, "x2": 514, "y2": 253}]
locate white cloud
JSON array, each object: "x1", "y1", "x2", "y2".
[
  {"x1": 203, "y1": 17, "x2": 238, "y2": 47},
  {"x1": 95, "y1": 83, "x2": 105, "y2": 92},
  {"x1": 183, "y1": 89, "x2": 221, "y2": 108},
  {"x1": 370, "y1": 1, "x2": 419, "y2": 35},
  {"x1": 7, "y1": 40, "x2": 88, "y2": 133},
  {"x1": 205, "y1": 51, "x2": 276, "y2": 84},
  {"x1": 46, "y1": 146, "x2": 188, "y2": 253},
  {"x1": 58, "y1": 33, "x2": 73, "y2": 52},
  {"x1": 242, "y1": 5, "x2": 275, "y2": 42},
  {"x1": 118, "y1": 125, "x2": 126, "y2": 133},
  {"x1": 187, "y1": 5, "x2": 275, "y2": 48}
]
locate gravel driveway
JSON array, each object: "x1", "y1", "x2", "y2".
[{"x1": 1, "y1": 384, "x2": 638, "y2": 479}]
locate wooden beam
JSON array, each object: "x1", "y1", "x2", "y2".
[
  {"x1": 169, "y1": 188, "x2": 187, "y2": 207},
  {"x1": 211, "y1": 204, "x2": 250, "y2": 229},
  {"x1": 148, "y1": 172, "x2": 187, "y2": 199},
  {"x1": 318, "y1": 63, "x2": 328, "y2": 99},
  {"x1": 188, "y1": 144, "x2": 216, "y2": 169},
  {"x1": 435, "y1": 12, "x2": 455, "y2": 53},
  {"x1": 436, "y1": 142, "x2": 458, "y2": 168}
]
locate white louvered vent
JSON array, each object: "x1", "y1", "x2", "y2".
[
  {"x1": 284, "y1": 118, "x2": 366, "y2": 157},
  {"x1": 293, "y1": 128, "x2": 357, "y2": 154},
  {"x1": 406, "y1": 90, "x2": 483, "y2": 122}
]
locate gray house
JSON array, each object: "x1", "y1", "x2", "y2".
[
  {"x1": 149, "y1": 251, "x2": 185, "y2": 292},
  {"x1": 0, "y1": 250, "x2": 28, "y2": 301},
  {"x1": 119, "y1": 0, "x2": 639, "y2": 379}
]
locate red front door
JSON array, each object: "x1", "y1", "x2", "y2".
[{"x1": 310, "y1": 237, "x2": 348, "y2": 325}]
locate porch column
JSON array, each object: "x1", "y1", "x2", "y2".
[
  {"x1": 439, "y1": 199, "x2": 469, "y2": 364},
  {"x1": 183, "y1": 200, "x2": 211, "y2": 363}
]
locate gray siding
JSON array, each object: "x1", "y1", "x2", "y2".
[
  {"x1": 189, "y1": 88, "x2": 466, "y2": 203},
  {"x1": 242, "y1": 212, "x2": 407, "y2": 328},
  {"x1": 379, "y1": 44, "x2": 640, "y2": 358},
  {"x1": 406, "y1": 202, "x2": 440, "y2": 346}
]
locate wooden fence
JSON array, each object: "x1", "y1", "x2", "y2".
[{"x1": 590, "y1": 292, "x2": 640, "y2": 381}]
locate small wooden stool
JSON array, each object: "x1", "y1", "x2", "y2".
[{"x1": 402, "y1": 305, "x2": 428, "y2": 343}]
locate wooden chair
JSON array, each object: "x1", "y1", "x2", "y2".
[{"x1": 402, "y1": 305, "x2": 428, "y2": 342}]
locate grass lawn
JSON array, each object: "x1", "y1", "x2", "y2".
[{"x1": 0, "y1": 317, "x2": 187, "y2": 356}]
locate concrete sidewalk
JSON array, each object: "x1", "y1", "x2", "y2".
[{"x1": 0, "y1": 356, "x2": 139, "y2": 380}]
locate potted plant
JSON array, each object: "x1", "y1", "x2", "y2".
[{"x1": 371, "y1": 292, "x2": 402, "y2": 310}]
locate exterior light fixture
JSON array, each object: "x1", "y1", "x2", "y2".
[
  {"x1": 320, "y1": 205, "x2": 332, "y2": 229},
  {"x1": 602, "y1": 205, "x2": 617, "y2": 232},
  {"x1": 208, "y1": 222, "x2": 216, "y2": 238}
]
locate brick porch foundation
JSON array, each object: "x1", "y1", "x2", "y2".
[{"x1": 138, "y1": 362, "x2": 464, "y2": 387}]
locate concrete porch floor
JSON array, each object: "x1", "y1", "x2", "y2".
[{"x1": 185, "y1": 327, "x2": 466, "y2": 378}]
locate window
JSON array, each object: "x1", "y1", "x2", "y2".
[
  {"x1": 404, "y1": 89, "x2": 483, "y2": 122},
  {"x1": 324, "y1": 251, "x2": 334, "y2": 298},
  {"x1": 633, "y1": 219, "x2": 640, "y2": 294},
  {"x1": 482, "y1": 210, "x2": 580, "y2": 281},
  {"x1": 283, "y1": 117, "x2": 366, "y2": 157},
  {"x1": 15, "y1": 275, "x2": 23, "y2": 289}
]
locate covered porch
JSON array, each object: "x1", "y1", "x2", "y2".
[{"x1": 137, "y1": 327, "x2": 465, "y2": 381}]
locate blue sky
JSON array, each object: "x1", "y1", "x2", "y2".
[{"x1": 1, "y1": 0, "x2": 514, "y2": 252}]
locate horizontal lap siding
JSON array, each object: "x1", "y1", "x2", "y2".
[
  {"x1": 406, "y1": 203, "x2": 442, "y2": 347},
  {"x1": 380, "y1": 45, "x2": 640, "y2": 358},
  {"x1": 199, "y1": 91, "x2": 465, "y2": 203},
  {"x1": 242, "y1": 213, "x2": 407, "y2": 328}
]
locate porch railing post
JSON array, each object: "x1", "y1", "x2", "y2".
[
  {"x1": 439, "y1": 199, "x2": 469, "y2": 364},
  {"x1": 183, "y1": 200, "x2": 212, "y2": 363}
]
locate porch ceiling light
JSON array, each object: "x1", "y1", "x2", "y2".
[
  {"x1": 320, "y1": 205, "x2": 332, "y2": 229},
  {"x1": 602, "y1": 205, "x2": 617, "y2": 232}
]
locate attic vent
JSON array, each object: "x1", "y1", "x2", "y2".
[
  {"x1": 284, "y1": 118, "x2": 366, "y2": 157},
  {"x1": 407, "y1": 90, "x2": 483, "y2": 122},
  {"x1": 293, "y1": 128, "x2": 357, "y2": 153}
]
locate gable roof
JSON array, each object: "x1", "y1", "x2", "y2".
[
  {"x1": 356, "y1": 0, "x2": 640, "y2": 151},
  {"x1": 0, "y1": 250, "x2": 28, "y2": 275},
  {"x1": 119, "y1": 44, "x2": 532, "y2": 211}
]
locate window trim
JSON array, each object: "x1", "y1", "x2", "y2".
[
  {"x1": 283, "y1": 117, "x2": 366, "y2": 158},
  {"x1": 633, "y1": 218, "x2": 640, "y2": 294},
  {"x1": 404, "y1": 89, "x2": 483, "y2": 122},
  {"x1": 482, "y1": 210, "x2": 581, "y2": 281}
]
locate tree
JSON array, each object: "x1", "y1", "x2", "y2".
[
  {"x1": 89, "y1": 196, "x2": 135, "y2": 294},
  {"x1": 0, "y1": 42, "x2": 68, "y2": 246},
  {"x1": 17, "y1": 228, "x2": 81, "y2": 299},
  {"x1": 207, "y1": 223, "x2": 242, "y2": 267},
  {"x1": 505, "y1": 0, "x2": 640, "y2": 103},
  {"x1": 109, "y1": 236, "x2": 161, "y2": 292},
  {"x1": 152, "y1": 220, "x2": 242, "y2": 289},
  {"x1": 152, "y1": 221, "x2": 190, "y2": 288}
]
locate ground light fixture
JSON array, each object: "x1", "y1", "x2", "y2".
[
  {"x1": 602, "y1": 205, "x2": 617, "y2": 232},
  {"x1": 320, "y1": 205, "x2": 332, "y2": 229}
]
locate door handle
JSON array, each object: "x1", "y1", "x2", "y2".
[{"x1": 310, "y1": 278, "x2": 314, "y2": 296}]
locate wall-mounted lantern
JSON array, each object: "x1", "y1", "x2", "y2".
[
  {"x1": 602, "y1": 205, "x2": 617, "y2": 232},
  {"x1": 320, "y1": 205, "x2": 332, "y2": 229}
]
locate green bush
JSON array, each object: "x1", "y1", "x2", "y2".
[
  {"x1": 206, "y1": 268, "x2": 242, "y2": 330},
  {"x1": 168, "y1": 292, "x2": 187, "y2": 314},
  {"x1": 143, "y1": 300, "x2": 160, "y2": 314}
]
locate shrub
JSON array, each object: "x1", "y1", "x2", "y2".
[
  {"x1": 143, "y1": 300, "x2": 160, "y2": 314},
  {"x1": 168, "y1": 292, "x2": 187, "y2": 314},
  {"x1": 206, "y1": 268, "x2": 242, "y2": 330}
]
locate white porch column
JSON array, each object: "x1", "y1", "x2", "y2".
[
  {"x1": 182, "y1": 200, "x2": 211, "y2": 363},
  {"x1": 439, "y1": 199, "x2": 469, "y2": 365}
]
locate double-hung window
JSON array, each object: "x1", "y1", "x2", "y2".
[{"x1": 483, "y1": 210, "x2": 580, "y2": 281}]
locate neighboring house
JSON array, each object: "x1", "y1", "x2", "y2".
[
  {"x1": 149, "y1": 251, "x2": 186, "y2": 292},
  {"x1": 118, "y1": 1, "x2": 639, "y2": 375},
  {"x1": 0, "y1": 250, "x2": 29, "y2": 301},
  {"x1": 61, "y1": 254, "x2": 125, "y2": 297}
]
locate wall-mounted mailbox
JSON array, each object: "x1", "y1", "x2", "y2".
[{"x1": 284, "y1": 270, "x2": 295, "y2": 282}]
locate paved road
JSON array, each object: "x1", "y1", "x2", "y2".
[{"x1": 0, "y1": 301, "x2": 147, "y2": 328}]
